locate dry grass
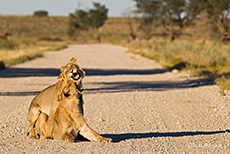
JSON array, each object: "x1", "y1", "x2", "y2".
[
  {"x1": 1, "y1": 15, "x2": 230, "y2": 90},
  {"x1": 0, "y1": 39, "x2": 66, "y2": 66},
  {"x1": 0, "y1": 15, "x2": 69, "y2": 40},
  {"x1": 0, "y1": 15, "x2": 69, "y2": 68},
  {"x1": 128, "y1": 38, "x2": 230, "y2": 90},
  {"x1": 0, "y1": 16, "x2": 131, "y2": 68}
]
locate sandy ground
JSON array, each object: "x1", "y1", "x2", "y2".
[{"x1": 0, "y1": 44, "x2": 229, "y2": 154}]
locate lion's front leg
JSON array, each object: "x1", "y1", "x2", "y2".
[
  {"x1": 80, "y1": 125, "x2": 112, "y2": 142},
  {"x1": 77, "y1": 116, "x2": 112, "y2": 142},
  {"x1": 62, "y1": 132, "x2": 75, "y2": 143}
]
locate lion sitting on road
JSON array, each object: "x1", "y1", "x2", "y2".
[
  {"x1": 36, "y1": 80, "x2": 112, "y2": 142},
  {"x1": 28, "y1": 57, "x2": 85, "y2": 139}
]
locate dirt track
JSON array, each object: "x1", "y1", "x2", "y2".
[{"x1": 0, "y1": 44, "x2": 229, "y2": 153}]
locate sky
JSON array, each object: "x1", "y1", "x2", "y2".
[{"x1": 0, "y1": 0, "x2": 136, "y2": 17}]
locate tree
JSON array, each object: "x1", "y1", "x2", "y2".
[
  {"x1": 122, "y1": 9, "x2": 139, "y2": 40},
  {"x1": 89, "y1": 2, "x2": 108, "y2": 42},
  {"x1": 162, "y1": 0, "x2": 191, "y2": 41},
  {"x1": 134, "y1": 0, "x2": 161, "y2": 40},
  {"x1": 33, "y1": 10, "x2": 48, "y2": 17},
  {"x1": 68, "y1": 9, "x2": 89, "y2": 38},
  {"x1": 134, "y1": 0, "x2": 230, "y2": 42},
  {"x1": 186, "y1": 0, "x2": 206, "y2": 20},
  {"x1": 205, "y1": 0, "x2": 230, "y2": 42},
  {"x1": 68, "y1": 2, "x2": 108, "y2": 42},
  {"x1": 133, "y1": 0, "x2": 200, "y2": 41},
  {"x1": 134, "y1": 0, "x2": 161, "y2": 18}
]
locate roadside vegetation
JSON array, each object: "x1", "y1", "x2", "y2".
[
  {"x1": 128, "y1": 38, "x2": 230, "y2": 90},
  {"x1": 128, "y1": 0, "x2": 230, "y2": 91},
  {"x1": 0, "y1": 15, "x2": 68, "y2": 67},
  {"x1": 0, "y1": 0, "x2": 230, "y2": 90}
]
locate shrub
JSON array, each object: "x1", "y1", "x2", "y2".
[
  {"x1": 0, "y1": 61, "x2": 5, "y2": 69},
  {"x1": 68, "y1": 2, "x2": 108, "y2": 42},
  {"x1": 33, "y1": 10, "x2": 48, "y2": 17}
]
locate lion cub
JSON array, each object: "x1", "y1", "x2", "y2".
[
  {"x1": 36, "y1": 80, "x2": 112, "y2": 143},
  {"x1": 28, "y1": 57, "x2": 85, "y2": 139}
]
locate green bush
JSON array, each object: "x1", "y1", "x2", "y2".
[{"x1": 33, "y1": 10, "x2": 48, "y2": 17}]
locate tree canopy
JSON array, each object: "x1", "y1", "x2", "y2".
[
  {"x1": 68, "y1": 2, "x2": 108, "y2": 42},
  {"x1": 133, "y1": 0, "x2": 230, "y2": 41},
  {"x1": 33, "y1": 10, "x2": 48, "y2": 17}
]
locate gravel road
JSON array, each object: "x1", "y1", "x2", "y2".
[{"x1": 0, "y1": 44, "x2": 229, "y2": 153}]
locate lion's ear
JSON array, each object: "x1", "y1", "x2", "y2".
[
  {"x1": 70, "y1": 57, "x2": 77, "y2": 63},
  {"x1": 58, "y1": 66, "x2": 66, "y2": 80},
  {"x1": 60, "y1": 66, "x2": 65, "y2": 72}
]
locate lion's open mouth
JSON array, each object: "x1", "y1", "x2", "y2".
[{"x1": 71, "y1": 71, "x2": 81, "y2": 81}]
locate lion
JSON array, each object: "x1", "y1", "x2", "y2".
[
  {"x1": 35, "y1": 112, "x2": 48, "y2": 139},
  {"x1": 28, "y1": 57, "x2": 85, "y2": 139},
  {"x1": 35, "y1": 80, "x2": 112, "y2": 143}
]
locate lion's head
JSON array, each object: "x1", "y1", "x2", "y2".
[{"x1": 58, "y1": 57, "x2": 85, "y2": 84}]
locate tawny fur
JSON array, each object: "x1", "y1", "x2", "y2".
[
  {"x1": 28, "y1": 57, "x2": 85, "y2": 139},
  {"x1": 35, "y1": 112, "x2": 48, "y2": 139},
  {"x1": 35, "y1": 80, "x2": 112, "y2": 143}
]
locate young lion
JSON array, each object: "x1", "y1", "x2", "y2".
[
  {"x1": 28, "y1": 57, "x2": 85, "y2": 139},
  {"x1": 36, "y1": 80, "x2": 112, "y2": 143}
]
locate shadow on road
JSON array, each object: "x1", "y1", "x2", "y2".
[
  {"x1": 0, "y1": 78, "x2": 213, "y2": 96},
  {"x1": 0, "y1": 68, "x2": 168, "y2": 78},
  {"x1": 0, "y1": 67, "x2": 213, "y2": 96},
  {"x1": 0, "y1": 91, "x2": 40, "y2": 96},
  {"x1": 0, "y1": 68, "x2": 61, "y2": 78},
  {"x1": 86, "y1": 79, "x2": 213, "y2": 93},
  {"x1": 103, "y1": 130, "x2": 230, "y2": 142},
  {"x1": 84, "y1": 68, "x2": 169, "y2": 76}
]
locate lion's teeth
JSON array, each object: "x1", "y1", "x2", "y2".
[{"x1": 73, "y1": 70, "x2": 77, "y2": 73}]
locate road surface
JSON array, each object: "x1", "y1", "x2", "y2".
[{"x1": 0, "y1": 44, "x2": 229, "y2": 153}]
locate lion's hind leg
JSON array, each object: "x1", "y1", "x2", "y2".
[
  {"x1": 35, "y1": 112, "x2": 48, "y2": 139},
  {"x1": 28, "y1": 104, "x2": 41, "y2": 139}
]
